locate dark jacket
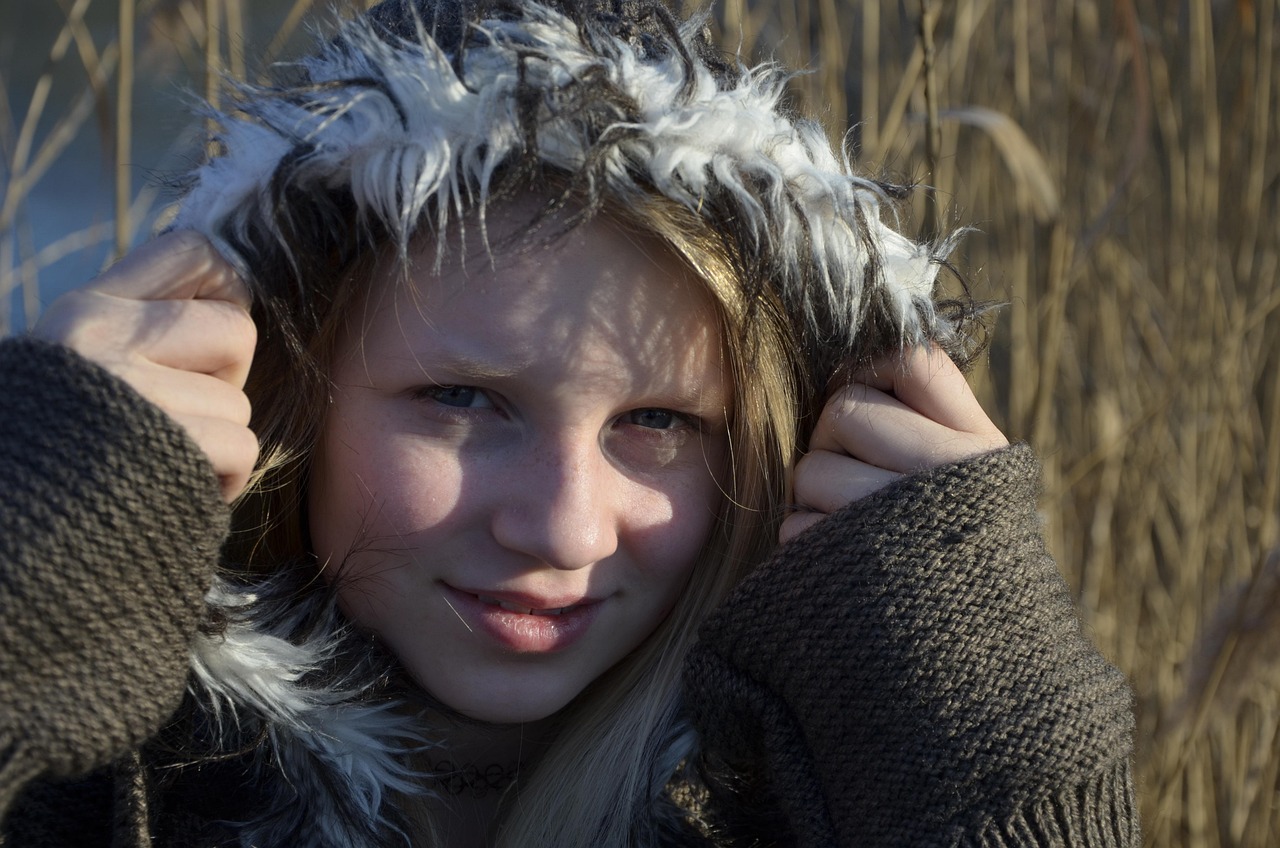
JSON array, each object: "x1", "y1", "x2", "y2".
[{"x1": 0, "y1": 337, "x2": 1140, "y2": 846}]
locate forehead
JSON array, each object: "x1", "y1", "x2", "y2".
[{"x1": 348, "y1": 207, "x2": 727, "y2": 397}]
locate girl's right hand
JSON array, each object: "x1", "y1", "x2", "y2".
[{"x1": 33, "y1": 231, "x2": 258, "y2": 501}]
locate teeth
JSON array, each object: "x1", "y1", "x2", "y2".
[{"x1": 478, "y1": 596, "x2": 569, "y2": 616}]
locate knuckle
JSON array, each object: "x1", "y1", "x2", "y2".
[
  {"x1": 229, "y1": 391, "x2": 254, "y2": 427},
  {"x1": 792, "y1": 454, "x2": 830, "y2": 501},
  {"x1": 238, "y1": 312, "x2": 259, "y2": 351},
  {"x1": 824, "y1": 384, "x2": 862, "y2": 415},
  {"x1": 779, "y1": 512, "x2": 821, "y2": 544},
  {"x1": 794, "y1": 451, "x2": 815, "y2": 477},
  {"x1": 793, "y1": 450, "x2": 830, "y2": 488},
  {"x1": 209, "y1": 303, "x2": 258, "y2": 373},
  {"x1": 820, "y1": 390, "x2": 874, "y2": 437},
  {"x1": 234, "y1": 425, "x2": 261, "y2": 467},
  {"x1": 217, "y1": 428, "x2": 260, "y2": 503},
  {"x1": 779, "y1": 513, "x2": 807, "y2": 544},
  {"x1": 221, "y1": 302, "x2": 258, "y2": 349}
]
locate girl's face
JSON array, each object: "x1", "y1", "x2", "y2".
[{"x1": 309, "y1": 212, "x2": 730, "y2": 724}]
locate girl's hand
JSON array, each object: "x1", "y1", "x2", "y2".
[
  {"x1": 781, "y1": 346, "x2": 1008, "y2": 543},
  {"x1": 33, "y1": 231, "x2": 258, "y2": 502}
]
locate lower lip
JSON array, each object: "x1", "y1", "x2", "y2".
[{"x1": 441, "y1": 586, "x2": 600, "y2": 654}]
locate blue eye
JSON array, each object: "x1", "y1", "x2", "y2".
[
  {"x1": 419, "y1": 385, "x2": 486, "y2": 408},
  {"x1": 626, "y1": 408, "x2": 683, "y2": 430}
]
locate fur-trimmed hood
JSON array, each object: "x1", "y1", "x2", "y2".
[
  {"x1": 172, "y1": 2, "x2": 957, "y2": 844},
  {"x1": 174, "y1": 0, "x2": 956, "y2": 376}
]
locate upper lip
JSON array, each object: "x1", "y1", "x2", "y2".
[{"x1": 448, "y1": 585, "x2": 600, "y2": 614}]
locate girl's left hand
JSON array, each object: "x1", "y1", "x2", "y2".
[{"x1": 780, "y1": 346, "x2": 1008, "y2": 543}]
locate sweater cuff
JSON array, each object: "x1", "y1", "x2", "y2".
[{"x1": 0, "y1": 337, "x2": 228, "y2": 788}]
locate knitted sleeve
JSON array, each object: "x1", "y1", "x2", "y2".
[
  {"x1": 0, "y1": 337, "x2": 229, "y2": 821},
  {"x1": 683, "y1": 444, "x2": 1139, "y2": 847}
]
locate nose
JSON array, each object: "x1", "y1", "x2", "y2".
[{"x1": 490, "y1": 434, "x2": 620, "y2": 569}]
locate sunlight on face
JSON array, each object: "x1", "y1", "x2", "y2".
[{"x1": 308, "y1": 207, "x2": 730, "y2": 723}]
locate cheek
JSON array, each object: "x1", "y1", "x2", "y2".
[
  {"x1": 627, "y1": 463, "x2": 726, "y2": 596},
  {"x1": 308, "y1": 419, "x2": 465, "y2": 571},
  {"x1": 309, "y1": 428, "x2": 472, "y2": 642}
]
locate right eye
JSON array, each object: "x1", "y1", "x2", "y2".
[{"x1": 413, "y1": 385, "x2": 494, "y2": 409}]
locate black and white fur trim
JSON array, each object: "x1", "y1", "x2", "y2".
[
  {"x1": 174, "y1": 0, "x2": 951, "y2": 361},
  {"x1": 191, "y1": 574, "x2": 427, "y2": 847}
]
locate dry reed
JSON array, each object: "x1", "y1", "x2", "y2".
[
  {"x1": 3, "y1": 1, "x2": 1279, "y2": 845},
  {"x1": 116, "y1": 0, "x2": 134, "y2": 258}
]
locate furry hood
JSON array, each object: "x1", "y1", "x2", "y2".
[
  {"x1": 174, "y1": 2, "x2": 952, "y2": 843},
  {"x1": 173, "y1": 0, "x2": 956, "y2": 375}
]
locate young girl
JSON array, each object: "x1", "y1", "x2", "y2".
[{"x1": 0, "y1": 0, "x2": 1140, "y2": 845}]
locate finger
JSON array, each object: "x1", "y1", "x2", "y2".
[
  {"x1": 172, "y1": 414, "x2": 260, "y2": 502},
  {"x1": 124, "y1": 367, "x2": 257, "y2": 498},
  {"x1": 850, "y1": 346, "x2": 995, "y2": 437},
  {"x1": 89, "y1": 231, "x2": 250, "y2": 310},
  {"x1": 793, "y1": 448, "x2": 903, "y2": 513},
  {"x1": 808, "y1": 381, "x2": 880, "y2": 455},
  {"x1": 808, "y1": 386, "x2": 969, "y2": 473},
  {"x1": 126, "y1": 298, "x2": 257, "y2": 386},
  {"x1": 808, "y1": 384, "x2": 928, "y2": 459},
  {"x1": 116, "y1": 366, "x2": 253, "y2": 428},
  {"x1": 40, "y1": 291, "x2": 256, "y2": 386},
  {"x1": 779, "y1": 511, "x2": 826, "y2": 545}
]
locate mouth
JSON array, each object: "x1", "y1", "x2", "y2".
[
  {"x1": 474, "y1": 595, "x2": 578, "y2": 616},
  {"x1": 443, "y1": 585, "x2": 602, "y2": 653}
]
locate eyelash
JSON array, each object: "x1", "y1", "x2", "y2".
[
  {"x1": 413, "y1": 384, "x2": 492, "y2": 409},
  {"x1": 412, "y1": 385, "x2": 698, "y2": 432},
  {"x1": 620, "y1": 408, "x2": 695, "y2": 432}
]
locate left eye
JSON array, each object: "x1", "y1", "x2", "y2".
[
  {"x1": 414, "y1": 385, "x2": 494, "y2": 409},
  {"x1": 624, "y1": 408, "x2": 685, "y2": 430}
]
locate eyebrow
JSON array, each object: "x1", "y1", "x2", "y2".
[
  {"x1": 387, "y1": 343, "x2": 533, "y2": 383},
  {"x1": 413, "y1": 353, "x2": 527, "y2": 382},
  {"x1": 646, "y1": 386, "x2": 731, "y2": 416},
  {"x1": 420, "y1": 355, "x2": 722, "y2": 402}
]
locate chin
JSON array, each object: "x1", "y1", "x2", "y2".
[
  {"x1": 451, "y1": 700, "x2": 564, "y2": 725},
  {"x1": 411, "y1": 670, "x2": 585, "y2": 726}
]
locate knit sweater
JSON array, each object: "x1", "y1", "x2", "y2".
[{"x1": 0, "y1": 336, "x2": 1140, "y2": 846}]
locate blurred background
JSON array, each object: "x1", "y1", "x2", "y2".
[{"x1": 2, "y1": 1, "x2": 1278, "y2": 844}]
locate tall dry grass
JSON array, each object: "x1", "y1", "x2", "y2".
[
  {"x1": 718, "y1": 2, "x2": 1278, "y2": 845},
  {"x1": 3, "y1": 1, "x2": 1279, "y2": 845}
]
